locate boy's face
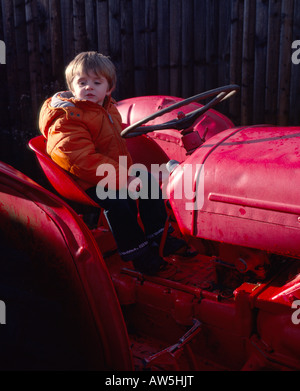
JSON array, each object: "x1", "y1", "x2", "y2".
[{"x1": 71, "y1": 71, "x2": 112, "y2": 105}]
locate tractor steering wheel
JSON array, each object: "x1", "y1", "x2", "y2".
[{"x1": 121, "y1": 85, "x2": 239, "y2": 138}]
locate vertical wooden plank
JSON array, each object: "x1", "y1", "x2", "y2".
[
  {"x1": 25, "y1": 0, "x2": 42, "y2": 119},
  {"x1": 253, "y1": 0, "x2": 269, "y2": 124},
  {"x1": 265, "y1": 0, "x2": 281, "y2": 124},
  {"x1": 0, "y1": 0, "x2": 22, "y2": 168},
  {"x1": 218, "y1": 0, "x2": 232, "y2": 116},
  {"x1": 13, "y1": 0, "x2": 32, "y2": 131},
  {"x1": 85, "y1": 0, "x2": 98, "y2": 51},
  {"x1": 96, "y1": 0, "x2": 109, "y2": 55},
  {"x1": 194, "y1": 0, "x2": 207, "y2": 94},
  {"x1": 0, "y1": 0, "x2": 8, "y2": 130},
  {"x1": 109, "y1": 0, "x2": 121, "y2": 63},
  {"x1": 169, "y1": 0, "x2": 181, "y2": 96},
  {"x1": 241, "y1": 0, "x2": 256, "y2": 125},
  {"x1": 109, "y1": 0, "x2": 121, "y2": 99},
  {"x1": 206, "y1": 0, "x2": 219, "y2": 90},
  {"x1": 0, "y1": 1, "x2": 5, "y2": 129},
  {"x1": 278, "y1": 0, "x2": 294, "y2": 125},
  {"x1": 0, "y1": 2, "x2": 3, "y2": 45},
  {"x1": 145, "y1": 0, "x2": 157, "y2": 95},
  {"x1": 1, "y1": 0, "x2": 18, "y2": 129},
  {"x1": 289, "y1": 0, "x2": 300, "y2": 125},
  {"x1": 73, "y1": 0, "x2": 88, "y2": 54},
  {"x1": 120, "y1": 0, "x2": 134, "y2": 99},
  {"x1": 37, "y1": 0, "x2": 53, "y2": 97},
  {"x1": 229, "y1": 0, "x2": 244, "y2": 124},
  {"x1": 157, "y1": 0, "x2": 170, "y2": 95},
  {"x1": 60, "y1": 0, "x2": 74, "y2": 64},
  {"x1": 132, "y1": 0, "x2": 146, "y2": 96},
  {"x1": 218, "y1": 0, "x2": 231, "y2": 86},
  {"x1": 181, "y1": 0, "x2": 194, "y2": 97},
  {"x1": 49, "y1": 0, "x2": 64, "y2": 89}
]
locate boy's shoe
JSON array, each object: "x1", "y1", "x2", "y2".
[
  {"x1": 132, "y1": 245, "x2": 167, "y2": 276},
  {"x1": 155, "y1": 235, "x2": 197, "y2": 257},
  {"x1": 160, "y1": 235, "x2": 187, "y2": 256},
  {"x1": 155, "y1": 262, "x2": 181, "y2": 279}
]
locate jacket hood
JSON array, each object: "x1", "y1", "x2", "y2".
[
  {"x1": 39, "y1": 92, "x2": 115, "y2": 139},
  {"x1": 39, "y1": 98, "x2": 65, "y2": 139}
]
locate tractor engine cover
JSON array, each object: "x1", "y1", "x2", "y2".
[{"x1": 167, "y1": 126, "x2": 300, "y2": 259}]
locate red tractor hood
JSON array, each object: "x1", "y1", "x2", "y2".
[{"x1": 168, "y1": 126, "x2": 300, "y2": 259}]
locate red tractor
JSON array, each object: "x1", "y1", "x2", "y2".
[{"x1": 1, "y1": 85, "x2": 299, "y2": 371}]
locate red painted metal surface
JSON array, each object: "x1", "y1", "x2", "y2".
[
  {"x1": 0, "y1": 162, "x2": 133, "y2": 370},
  {"x1": 167, "y1": 126, "x2": 300, "y2": 259}
]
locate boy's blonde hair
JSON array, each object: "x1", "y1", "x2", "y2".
[{"x1": 65, "y1": 51, "x2": 117, "y2": 92}]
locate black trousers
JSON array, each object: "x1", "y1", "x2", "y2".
[{"x1": 86, "y1": 172, "x2": 168, "y2": 261}]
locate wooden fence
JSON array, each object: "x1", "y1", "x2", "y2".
[{"x1": 1, "y1": 0, "x2": 300, "y2": 162}]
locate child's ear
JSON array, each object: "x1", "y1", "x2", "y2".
[{"x1": 106, "y1": 88, "x2": 113, "y2": 96}]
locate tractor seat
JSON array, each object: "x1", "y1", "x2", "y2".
[{"x1": 28, "y1": 135, "x2": 99, "y2": 208}]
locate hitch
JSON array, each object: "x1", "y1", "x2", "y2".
[{"x1": 143, "y1": 319, "x2": 202, "y2": 370}]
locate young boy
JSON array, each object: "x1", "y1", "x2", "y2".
[{"x1": 39, "y1": 51, "x2": 186, "y2": 275}]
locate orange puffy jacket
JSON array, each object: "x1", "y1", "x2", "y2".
[{"x1": 39, "y1": 92, "x2": 133, "y2": 190}]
